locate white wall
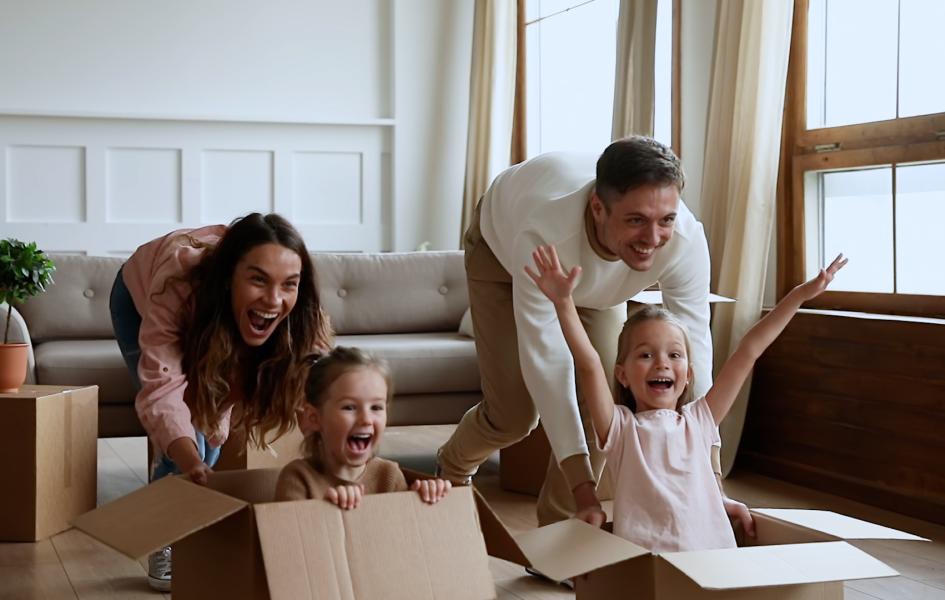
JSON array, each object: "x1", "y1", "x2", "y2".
[{"x1": 0, "y1": 0, "x2": 473, "y2": 254}]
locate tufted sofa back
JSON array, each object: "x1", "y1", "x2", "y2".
[
  {"x1": 18, "y1": 254, "x2": 123, "y2": 342},
  {"x1": 18, "y1": 251, "x2": 467, "y2": 341},
  {"x1": 313, "y1": 251, "x2": 467, "y2": 335}
]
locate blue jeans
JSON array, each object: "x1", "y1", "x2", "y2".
[{"x1": 110, "y1": 267, "x2": 220, "y2": 480}]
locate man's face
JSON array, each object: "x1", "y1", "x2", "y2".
[{"x1": 590, "y1": 184, "x2": 680, "y2": 271}]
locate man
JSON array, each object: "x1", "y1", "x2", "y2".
[{"x1": 439, "y1": 136, "x2": 750, "y2": 529}]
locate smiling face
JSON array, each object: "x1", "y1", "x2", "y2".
[
  {"x1": 305, "y1": 367, "x2": 388, "y2": 481},
  {"x1": 230, "y1": 242, "x2": 302, "y2": 347},
  {"x1": 590, "y1": 184, "x2": 680, "y2": 271},
  {"x1": 615, "y1": 319, "x2": 693, "y2": 412}
]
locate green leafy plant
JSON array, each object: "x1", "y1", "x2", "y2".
[{"x1": 0, "y1": 239, "x2": 56, "y2": 344}]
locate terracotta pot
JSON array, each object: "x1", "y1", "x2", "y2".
[{"x1": 0, "y1": 343, "x2": 29, "y2": 393}]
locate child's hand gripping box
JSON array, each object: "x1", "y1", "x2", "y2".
[
  {"x1": 475, "y1": 492, "x2": 928, "y2": 600},
  {"x1": 73, "y1": 468, "x2": 496, "y2": 600}
]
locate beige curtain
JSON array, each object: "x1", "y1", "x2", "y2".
[
  {"x1": 460, "y1": 0, "x2": 517, "y2": 244},
  {"x1": 612, "y1": 0, "x2": 658, "y2": 139},
  {"x1": 700, "y1": 0, "x2": 794, "y2": 476}
]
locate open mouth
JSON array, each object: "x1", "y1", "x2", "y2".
[
  {"x1": 647, "y1": 377, "x2": 674, "y2": 391},
  {"x1": 347, "y1": 433, "x2": 373, "y2": 453},
  {"x1": 631, "y1": 245, "x2": 655, "y2": 256},
  {"x1": 248, "y1": 309, "x2": 278, "y2": 333}
]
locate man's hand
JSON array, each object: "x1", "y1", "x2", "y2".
[
  {"x1": 572, "y1": 481, "x2": 606, "y2": 528},
  {"x1": 722, "y1": 496, "x2": 756, "y2": 539}
]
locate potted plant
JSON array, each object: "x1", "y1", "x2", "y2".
[{"x1": 0, "y1": 239, "x2": 55, "y2": 392}]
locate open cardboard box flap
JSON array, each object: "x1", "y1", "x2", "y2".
[
  {"x1": 660, "y1": 541, "x2": 898, "y2": 590},
  {"x1": 752, "y1": 508, "x2": 930, "y2": 541},
  {"x1": 73, "y1": 475, "x2": 248, "y2": 559},
  {"x1": 255, "y1": 487, "x2": 494, "y2": 600}
]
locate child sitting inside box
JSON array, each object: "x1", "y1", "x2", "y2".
[
  {"x1": 525, "y1": 245, "x2": 846, "y2": 552},
  {"x1": 276, "y1": 346, "x2": 451, "y2": 507}
]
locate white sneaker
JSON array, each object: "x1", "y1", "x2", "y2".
[{"x1": 147, "y1": 546, "x2": 172, "y2": 592}]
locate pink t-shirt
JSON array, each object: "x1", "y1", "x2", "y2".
[
  {"x1": 121, "y1": 225, "x2": 233, "y2": 454},
  {"x1": 600, "y1": 396, "x2": 736, "y2": 553}
]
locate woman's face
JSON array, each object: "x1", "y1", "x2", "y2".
[{"x1": 230, "y1": 243, "x2": 302, "y2": 347}]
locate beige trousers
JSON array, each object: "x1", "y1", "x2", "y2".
[{"x1": 438, "y1": 202, "x2": 624, "y2": 525}]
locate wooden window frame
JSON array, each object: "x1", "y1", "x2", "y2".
[{"x1": 778, "y1": 0, "x2": 945, "y2": 317}]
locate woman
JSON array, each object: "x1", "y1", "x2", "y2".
[{"x1": 109, "y1": 212, "x2": 332, "y2": 590}]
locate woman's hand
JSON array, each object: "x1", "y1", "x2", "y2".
[
  {"x1": 167, "y1": 437, "x2": 213, "y2": 485},
  {"x1": 411, "y1": 478, "x2": 452, "y2": 504},
  {"x1": 524, "y1": 245, "x2": 581, "y2": 306},
  {"x1": 324, "y1": 484, "x2": 365, "y2": 510}
]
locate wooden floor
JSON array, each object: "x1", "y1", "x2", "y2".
[{"x1": 2, "y1": 425, "x2": 943, "y2": 599}]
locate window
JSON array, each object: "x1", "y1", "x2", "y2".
[
  {"x1": 780, "y1": 0, "x2": 945, "y2": 317},
  {"x1": 519, "y1": 0, "x2": 677, "y2": 160}
]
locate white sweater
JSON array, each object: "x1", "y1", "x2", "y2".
[{"x1": 479, "y1": 151, "x2": 713, "y2": 466}]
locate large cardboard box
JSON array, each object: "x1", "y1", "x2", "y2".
[
  {"x1": 0, "y1": 384, "x2": 98, "y2": 541},
  {"x1": 475, "y1": 494, "x2": 928, "y2": 599},
  {"x1": 74, "y1": 468, "x2": 496, "y2": 600}
]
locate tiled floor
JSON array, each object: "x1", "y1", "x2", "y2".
[{"x1": 1, "y1": 425, "x2": 942, "y2": 599}]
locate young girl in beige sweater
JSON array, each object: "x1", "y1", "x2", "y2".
[{"x1": 276, "y1": 346, "x2": 450, "y2": 508}]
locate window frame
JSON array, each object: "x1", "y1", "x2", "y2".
[
  {"x1": 778, "y1": 0, "x2": 945, "y2": 317},
  {"x1": 512, "y1": 0, "x2": 682, "y2": 162}
]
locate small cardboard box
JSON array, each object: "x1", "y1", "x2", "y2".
[
  {"x1": 213, "y1": 425, "x2": 306, "y2": 471},
  {"x1": 475, "y1": 494, "x2": 928, "y2": 600},
  {"x1": 0, "y1": 384, "x2": 98, "y2": 541},
  {"x1": 74, "y1": 468, "x2": 496, "y2": 600}
]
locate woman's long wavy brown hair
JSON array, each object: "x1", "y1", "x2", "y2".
[{"x1": 181, "y1": 213, "x2": 333, "y2": 448}]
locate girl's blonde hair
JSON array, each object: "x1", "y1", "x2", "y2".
[
  {"x1": 301, "y1": 346, "x2": 393, "y2": 464},
  {"x1": 614, "y1": 305, "x2": 695, "y2": 412}
]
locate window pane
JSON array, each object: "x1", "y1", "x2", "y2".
[
  {"x1": 898, "y1": 0, "x2": 945, "y2": 118},
  {"x1": 821, "y1": 168, "x2": 894, "y2": 292},
  {"x1": 526, "y1": 0, "x2": 618, "y2": 157},
  {"x1": 652, "y1": 0, "x2": 673, "y2": 148},
  {"x1": 895, "y1": 162, "x2": 945, "y2": 294},
  {"x1": 812, "y1": 0, "x2": 898, "y2": 128}
]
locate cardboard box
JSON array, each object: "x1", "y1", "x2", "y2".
[
  {"x1": 213, "y1": 425, "x2": 306, "y2": 471},
  {"x1": 74, "y1": 468, "x2": 496, "y2": 600},
  {"x1": 475, "y1": 494, "x2": 929, "y2": 599},
  {"x1": 0, "y1": 384, "x2": 98, "y2": 541}
]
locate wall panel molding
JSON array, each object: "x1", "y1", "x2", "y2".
[{"x1": 0, "y1": 115, "x2": 391, "y2": 253}]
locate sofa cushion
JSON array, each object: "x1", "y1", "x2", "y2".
[
  {"x1": 18, "y1": 254, "x2": 123, "y2": 343},
  {"x1": 335, "y1": 333, "x2": 479, "y2": 395},
  {"x1": 33, "y1": 340, "x2": 135, "y2": 406},
  {"x1": 315, "y1": 252, "x2": 468, "y2": 335}
]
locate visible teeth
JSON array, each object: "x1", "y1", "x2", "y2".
[
  {"x1": 632, "y1": 245, "x2": 654, "y2": 255},
  {"x1": 250, "y1": 309, "x2": 278, "y2": 319},
  {"x1": 351, "y1": 434, "x2": 371, "y2": 440}
]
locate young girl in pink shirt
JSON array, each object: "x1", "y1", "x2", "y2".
[{"x1": 526, "y1": 245, "x2": 846, "y2": 552}]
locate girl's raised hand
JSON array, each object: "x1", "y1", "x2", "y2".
[
  {"x1": 796, "y1": 253, "x2": 848, "y2": 301},
  {"x1": 411, "y1": 478, "x2": 452, "y2": 504},
  {"x1": 524, "y1": 245, "x2": 581, "y2": 305},
  {"x1": 324, "y1": 483, "x2": 364, "y2": 510}
]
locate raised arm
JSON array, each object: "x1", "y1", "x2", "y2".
[
  {"x1": 706, "y1": 254, "x2": 848, "y2": 424},
  {"x1": 524, "y1": 245, "x2": 615, "y2": 447}
]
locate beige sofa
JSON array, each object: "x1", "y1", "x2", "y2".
[{"x1": 7, "y1": 251, "x2": 480, "y2": 437}]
